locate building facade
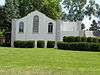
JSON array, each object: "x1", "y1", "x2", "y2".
[{"x1": 11, "y1": 11, "x2": 83, "y2": 47}]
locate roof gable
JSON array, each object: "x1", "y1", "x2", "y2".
[{"x1": 17, "y1": 10, "x2": 55, "y2": 22}]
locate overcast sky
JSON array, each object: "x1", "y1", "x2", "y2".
[
  {"x1": 0, "y1": 0, "x2": 5, "y2": 6},
  {"x1": 83, "y1": 0, "x2": 100, "y2": 29},
  {"x1": 0, "y1": 0, "x2": 100, "y2": 29}
]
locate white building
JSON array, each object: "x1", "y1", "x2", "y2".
[{"x1": 11, "y1": 11, "x2": 83, "y2": 47}]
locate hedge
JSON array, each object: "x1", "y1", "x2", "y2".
[
  {"x1": 80, "y1": 37, "x2": 87, "y2": 42},
  {"x1": 57, "y1": 42, "x2": 100, "y2": 51},
  {"x1": 63, "y1": 36, "x2": 99, "y2": 43},
  {"x1": 47, "y1": 41, "x2": 55, "y2": 48},
  {"x1": 14, "y1": 41, "x2": 35, "y2": 48},
  {"x1": 37, "y1": 40, "x2": 45, "y2": 48},
  {"x1": 1, "y1": 43, "x2": 11, "y2": 47},
  {"x1": 63, "y1": 36, "x2": 76, "y2": 42}
]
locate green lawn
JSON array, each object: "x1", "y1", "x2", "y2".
[{"x1": 0, "y1": 47, "x2": 100, "y2": 75}]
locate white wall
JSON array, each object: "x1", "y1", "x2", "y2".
[
  {"x1": 85, "y1": 31, "x2": 95, "y2": 37},
  {"x1": 13, "y1": 11, "x2": 82, "y2": 42},
  {"x1": 59, "y1": 21, "x2": 81, "y2": 41},
  {"x1": 61, "y1": 22, "x2": 78, "y2": 31},
  {"x1": 15, "y1": 11, "x2": 56, "y2": 41}
]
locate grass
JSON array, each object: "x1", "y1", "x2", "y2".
[{"x1": 0, "y1": 47, "x2": 100, "y2": 75}]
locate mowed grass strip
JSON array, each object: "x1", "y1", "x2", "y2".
[{"x1": 0, "y1": 47, "x2": 100, "y2": 75}]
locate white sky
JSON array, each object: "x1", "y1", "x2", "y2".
[
  {"x1": 0, "y1": 0, "x2": 100, "y2": 29},
  {"x1": 95, "y1": 0, "x2": 100, "y2": 5},
  {"x1": 83, "y1": 0, "x2": 100, "y2": 29},
  {"x1": 0, "y1": 0, "x2": 5, "y2": 6}
]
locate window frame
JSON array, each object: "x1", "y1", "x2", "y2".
[
  {"x1": 19, "y1": 21, "x2": 24, "y2": 33},
  {"x1": 33, "y1": 15, "x2": 39, "y2": 33},
  {"x1": 48, "y1": 22, "x2": 53, "y2": 34}
]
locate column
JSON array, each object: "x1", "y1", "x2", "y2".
[
  {"x1": 34, "y1": 41, "x2": 37, "y2": 48},
  {"x1": 11, "y1": 19, "x2": 16, "y2": 47},
  {"x1": 45, "y1": 41, "x2": 47, "y2": 48}
]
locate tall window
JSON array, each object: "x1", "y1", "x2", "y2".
[
  {"x1": 19, "y1": 21, "x2": 24, "y2": 33},
  {"x1": 48, "y1": 22, "x2": 53, "y2": 33},
  {"x1": 33, "y1": 15, "x2": 39, "y2": 33}
]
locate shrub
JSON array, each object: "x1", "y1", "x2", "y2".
[
  {"x1": 1, "y1": 43, "x2": 11, "y2": 47},
  {"x1": 81, "y1": 37, "x2": 87, "y2": 42},
  {"x1": 25, "y1": 41, "x2": 35, "y2": 48},
  {"x1": 14, "y1": 41, "x2": 26, "y2": 48},
  {"x1": 57, "y1": 42, "x2": 100, "y2": 51},
  {"x1": 14, "y1": 41, "x2": 35, "y2": 48},
  {"x1": 92, "y1": 38, "x2": 99, "y2": 43},
  {"x1": 57, "y1": 42, "x2": 67, "y2": 50},
  {"x1": 63, "y1": 36, "x2": 75, "y2": 42},
  {"x1": 0, "y1": 32, "x2": 4, "y2": 37},
  {"x1": 98, "y1": 38, "x2": 100, "y2": 43},
  {"x1": 90, "y1": 43, "x2": 100, "y2": 51},
  {"x1": 87, "y1": 37, "x2": 93, "y2": 42},
  {"x1": 47, "y1": 41, "x2": 55, "y2": 48},
  {"x1": 74, "y1": 36, "x2": 81, "y2": 42},
  {"x1": 63, "y1": 36, "x2": 99, "y2": 43},
  {"x1": 37, "y1": 40, "x2": 45, "y2": 48},
  {"x1": 0, "y1": 43, "x2": 11, "y2": 47},
  {"x1": 63, "y1": 36, "x2": 86, "y2": 42}
]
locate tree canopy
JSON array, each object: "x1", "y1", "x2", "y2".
[
  {"x1": 81, "y1": 23, "x2": 85, "y2": 30},
  {"x1": 62, "y1": 0, "x2": 86, "y2": 21},
  {"x1": 5, "y1": 0, "x2": 20, "y2": 22},
  {"x1": 89, "y1": 20, "x2": 100, "y2": 36},
  {"x1": 0, "y1": 6, "x2": 11, "y2": 32},
  {"x1": 84, "y1": 0, "x2": 100, "y2": 20},
  {"x1": 5, "y1": 0, "x2": 61, "y2": 20}
]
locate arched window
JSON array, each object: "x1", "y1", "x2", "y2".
[
  {"x1": 48, "y1": 22, "x2": 53, "y2": 33},
  {"x1": 19, "y1": 21, "x2": 24, "y2": 33},
  {"x1": 33, "y1": 15, "x2": 39, "y2": 33}
]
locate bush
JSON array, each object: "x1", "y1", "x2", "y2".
[
  {"x1": 14, "y1": 41, "x2": 35, "y2": 48},
  {"x1": 63, "y1": 36, "x2": 99, "y2": 43},
  {"x1": 1, "y1": 43, "x2": 11, "y2": 47},
  {"x1": 90, "y1": 43, "x2": 100, "y2": 51},
  {"x1": 0, "y1": 32, "x2": 4, "y2": 37},
  {"x1": 47, "y1": 41, "x2": 55, "y2": 48},
  {"x1": 87, "y1": 37, "x2": 93, "y2": 42},
  {"x1": 63, "y1": 36, "x2": 75, "y2": 42},
  {"x1": 98, "y1": 38, "x2": 100, "y2": 43},
  {"x1": 2, "y1": 43, "x2": 11, "y2": 47},
  {"x1": 78, "y1": 42, "x2": 89, "y2": 51},
  {"x1": 37, "y1": 40, "x2": 45, "y2": 48},
  {"x1": 26, "y1": 41, "x2": 35, "y2": 48},
  {"x1": 74, "y1": 36, "x2": 81, "y2": 42},
  {"x1": 81, "y1": 37, "x2": 87, "y2": 42},
  {"x1": 63, "y1": 36, "x2": 86, "y2": 42},
  {"x1": 92, "y1": 38, "x2": 99, "y2": 43},
  {"x1": 57, "y1": 42, "x2": 100, "y2": 51}
]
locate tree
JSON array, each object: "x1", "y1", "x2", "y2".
[
  {"x1": 89, "y1": 20, "x2": 97, "y2": 31},
  {"x1": 62, "y1": 0, "x2": 86, "y2": 21},
  {"x1": 40, "y1": 0, "x2": 61, "y2": 19},
  {"x1": 89, "y1": 20, "x2": 100, "y2": 36},
  {"x1": 5, "y1": 0, "x2": 20, "y2": 22},
  {"x1": 5, "y1": 0, "x2": 61, "y2": 20},
  {"x1": 0, "y1": 6, "x2": 4, "y2": 30},
  {"x1": 84, "y1": 0, "x2": 99, "y2": 20},
  {"x1": 18, "y1": 0, "x2": 61, "y2": 19},
  {"x1": 96, "y1": 8, "x2": 100, "y2": 19},
  {"x1": 0, "y1": 6, "x2": 11, "y2": 32},
  {"x1": 81, "y1": 23, "x2": 85, "y2": 30},
  {"x1": 18, "y1": 0, "x2": 34, "y2": 17}
]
